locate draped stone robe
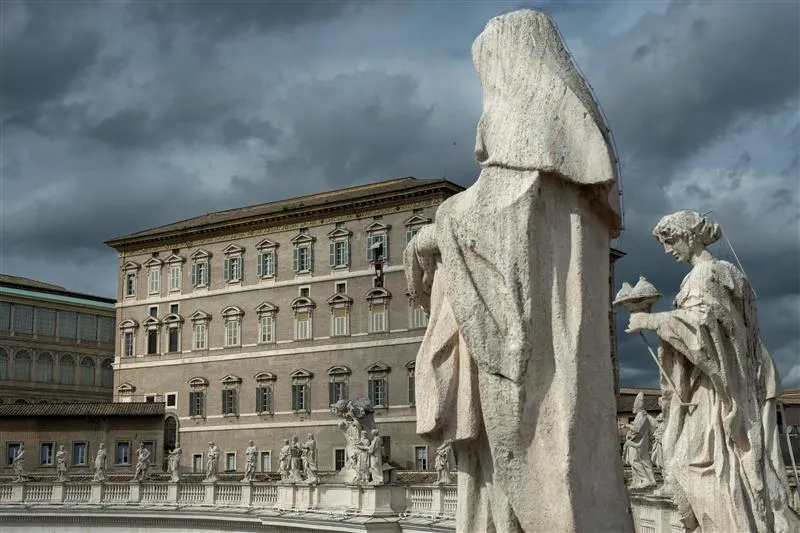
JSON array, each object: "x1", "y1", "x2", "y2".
[
  {"x1": 405, "y1": 9, "x2": 633, "y2": 533},
  {"x1": 655, "y1": 260, "x2": 799, "y2": 533}
]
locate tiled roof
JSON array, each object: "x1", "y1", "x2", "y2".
[
  {"x1": 106, "y1": 177, "x2": 465, "y2": 248},
  {"x1": 0, "y1": 402, "x2": 165, "y2": 417},
  {"x1": 0, "y1": 274, "x2": 65, "y2": 291},
  {"x1": 0, "y1": 275, "x2": 115, "y2": 306}
]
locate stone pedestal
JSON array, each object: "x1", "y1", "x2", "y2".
[
  {"x1": 276, "y1": 483, "x2": 295, "y2": 510},
  {"x1": 430, "y1": 486, "x2": 446, "y2": 517},
  {"x1": 167, "y1": 482, "x2": 179, "y2": 504},
  {"x1": 350, "y1": 484, "x2": 394, "y2": 517},
  {"x1": 51, "y1": 482, "x2": 65, "y2": 503},
  {"x1": 129, "y1": 482, "x2": 142, "y2": 503},
  {"x1": 294, "y1": 484, "x2": 317, "y2": 510},
  {"x1": 240, "y1": 482, "x2": 252, "y2": 507},
  {"x1": 89, "y1": 482, "x2": 103, "y2": 504},
  {"x1": 10, "y1": 484, "x2": 24, "y2": 503},
  {"x1": 202, "y1": 482, "x2": 215, "y2": 505}
]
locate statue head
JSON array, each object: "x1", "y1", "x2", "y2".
[
  {"x1": 633, "y1": 392, "x2": 645, "y2": 413},
  {"x1": 248, "y1": 440, "x2": 254, "y2": 446},
  {"x1": 371, "y1": 429, "x2": 379, "y2": 438},
  {"x1": 652, "y1": 210, "x2": 721, "y2": 263},
  {"x1": 98, "y1": 443, "x2": 104, "y2": 449},
  {"x1": 307, "y1": 433, "x2": 314, "y2": 440},
  {"x1": 291, "y1": 435, "x2": 299, "y2": 443},
  {"x1": 283, "y1": 438, "x2": 289, "y2": 445},
  {"x1": 360, "y1": 430, "x2": 368, "y2": 439}
]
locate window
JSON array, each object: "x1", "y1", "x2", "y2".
[
  {"x1": 145, "y1": 394, "x2": 157, "y2": 403},
  {"x1": 190, "y1": 250, "x2": 211, "y2": 288},
  {"x1": 189, "y1": 377, "x2": 208, "y2": 417},
  {"x1": 123, "y1": 331, "x2": 135, "y2": 357},
  {"x1": 411, "y1": 303, "x2": 428, "y2": 329},
  {"x1": 259, "y1": 314, "x2": 275, "y2": 343},
  {"x1": 117, "y1": 382, "x2": 136, "y2": 402},
  {"x1": 255, "y1": 372, "x2": 276, "y2": 414},
  {"x1": 80, "y1": 357, "x2": 95, "y2": 386},
  {"x1": 335, "y1": 282, "x2": 347, "y2": 294},
  {"x1": 371, "y1": 303, "x2": 386, "y2": 332},
  {"x1": 36, "y1": 352, "x2": 54, "y2": 383},
  {"x1": 36, "y1": 308, "x2": 56, "y2": 337},
  {"x1": 168, "y1": 327, "x2": 179, "y2": 352},
  {"x1": 260, "y1": 451, "x2": 271, "y2": 472},
  {"x1": 334, "y1": 449, "x2": 346, "y2": 471},
  {"x1": 149, "y1": 306, "x2": 158, "y2": 318},
  {"x1": 332, "y1": 307, "x2": 348, "y2": 336},
  {"x1": 225, "y1": 452, "x2": 236, "y2": 472},
  {"x1": 291, "y1": 231, "x2": 315, "y2": 273},
  {"x1": 193, "y1": 454, "x2": 203, "y2": 473},
  {"x1": 299, "y1": 287, "x2": 310, "y2": 298},
  {"x1": 147, "y1": 330, "x2": 158, "y2": 354},
  {"x1": 7, "y1": 443, "x2": 21, "y2": 466},
  {"x1": 14, "y1": 305, "x2": 33, "y2": 334},
  {"x1": 222, "y1": 389, "x2": 238, "y2": 416},
  {"x1": 328, "y1": 366, "x2": 350, "y2": 405},
  {"x1": 98, "y1": 316, "x2": 115, "y2": 343},
  {"x1": 404, "y1": 212, "x2": 431, "y2": 245},
  {"x1": 365, "y1": 221, "x2": 390, "y2": 262},
  {"x1": 59, "y1": 311, "x2": 77, "y2": 339},
  {"x1": 291, "y1": 369, "x2": 312, "y2": 412},
  {"x1": 193, "y1": 322, "x2": 207, "y2": 350},
  {"x1": 223, "y1": 256, "x2": 242, "y2": 283},
  {"x1": 0, "y1": 347, "x2": 7, "y2": 380},
  {"x1": 0, "y1": 302, "x2": 10, "y2": 331},
  {"x1": 165, "y1": 392, "x2": 177, "y2": 408},
  {"x1": 222, "y1": 306, "x2": 243, "y2": 347},
  {"x1": 116, "y1": 442, "x2": 131, "y2": 465},
  {"x1": 292, "y1": 296, "x2": 315, "y2": 341},
  {"x1": 148, "y1": 267, "x2": 161, "y2": 295},
  {"x1": 101, "y1": 359, "x2": 114, "y2": 387},
  {"x1": 169, "y1": 264, "x2": 181, "y2": 292},
  {"x1": 406, "y1": 362, "x2": 416, "y2": 405},
  {"x1": 327, "y1": 224, "x2": 352, "y2": 269},
  {"x1": 414, "y1": 446, "x2": 428, "y2": 470},
  {"x1": 367, "y1": 363, "x2": 390, "y2": 408},
  {"x1": 256, "y1": 239, "x2": 278, "y2": 279},
  {"x1": 59, "y1": 354, "x2": 75, "y2": 384},
  {"x1": 125, "y1": 272, "x2": 137, "y2": 297},
  {"x1": 170, "y1": 303, "x2": 179, "y2": 315},
  {"x1": 40, "y1": 442, "x2": 55, "y2": 466},
  {"x1": 73, "y1": 442, "x2": 88, "y2": 466},
  {"x1": 13, "y1": 350, "x2": 31, "y2": 381}
]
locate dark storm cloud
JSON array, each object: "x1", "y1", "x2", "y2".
[
  {"x1": 592, "y1": 0, "x2": 799, "y2": 183},
  {"x1": 1, "y1": 2, "x2": 104, "y2": 123}
]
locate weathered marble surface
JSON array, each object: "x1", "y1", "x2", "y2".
[
  {"x1": 404, "y1": 8, "x2": 632, "y2": 533},
  {"x1": 625, "y1": 393, "x2": 657, "y2": 490},
  {"x1": 627, "y1": 210, "x2": 800, "y2": 533}
]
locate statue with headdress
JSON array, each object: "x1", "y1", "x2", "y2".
[
  {"x1": 626, "y1": 210, "x2": 799, "y2": 532},
  {"x1": 404, "y1": 9, "x2": 632, "y2": 532}
]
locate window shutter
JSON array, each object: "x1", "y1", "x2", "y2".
[
  {"x1": 309, "y1": 246, "x2": 314, "y2": 272},
  {"x1": 238, "y1": 258, "x2": 243, "y2": 281},
  {"x1": 368, "y1": 380, "x2": 375, "y2": 405},
  {"x1": 223, "y1": 259, "x2": 230, "y2": 282},
  {"x1": 329, "y1": 243, "x2": 335, "y2": 267},
  {"x1": 291, "y1": 385, "x2": 298, "y2": 410},
  {"x1": 384, "y1": 235, "x2": 389, "y2": 262},
  {"x1": 256, "y1": 388, "x2": 263, "y2": 412},
  {"x1": 329, "y1": 382, "x2": 335, "y2": 405},
  {"x1": 189, "y1": 391, "x2": 195, "y2": 415},
  {"x1": 190, "y1": 264, "x2": 196, "y2": 286},
  {"x1": 366, "y1": 235, "x2": 373, "y2": 261},
  {"x1": 342, "y1": 381, "x2": 348, "y2": 402},
  {"x1": 199, "y1": 392, "x2": 205, "y2": 416},
  {"x1": 344, "y1": 239, "x2": 350, "y2": 266},
  {"x1": 406, "y1": 229, "x2": 413, "y2": 244},
  {"x1": 268, "y1": 252, "x2": 275, "y2": 276},
  {"x1": 292, "y1": 248, "x2": 298, "y2": 272},
  {"x1": 221, "y1": 390, "x2": 227, "y2": 413},
  {"x1": 257, "y1": 253, "x2": 263, "y2": 277},
  {"x1": 265, "y1": 387, "x2": 272, "y2": 413},
  {"x1": 384, "y1": 381, "x2": 389, "y2": 407},
  {"x1": 205, "y1": 263, "x2": 210, "y2": 285}
]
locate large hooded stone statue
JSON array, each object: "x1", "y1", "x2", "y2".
[{"x1": 404, "y1": 9, "x2": 633, "y2": 533}]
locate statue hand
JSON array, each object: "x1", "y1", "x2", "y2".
[{"x1": 626, "y1": 312, "x2": 655, "y2": 334}]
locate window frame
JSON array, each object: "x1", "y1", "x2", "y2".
[
  {"x1": 222, "y1": 244, "x2": 245, "y2": 284},
  {"x1": 413, "y1": 445, "x2": 428, "y2": 471},
  {"x1": 72, "y1": 441, "x2": 88, "y2": 467},
  {"x1": 40, "y1": 442, "x2": 55, "y2": 466},
  {"x1": 165, "y1": 392, "x2": 178, "y2": 409},
  {"x1": 222, "y1": 306, "x2": 244, "y2": 348},
  {"x1": 255, "y1": 239, "x2": 279, "y2": 280},
  {"x1": 367, "y1": 363, "x2": 390, "y2": 408},
  {"x1": 255, "y1": 372, "x2": 276, "y2": 415},
  {"x1": 290, "y1": 369, "x2": 313, "y2": 413}
]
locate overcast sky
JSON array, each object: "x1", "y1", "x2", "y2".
[{"x1": 1, "y1": 0, "x2": 798, "y2": 389}]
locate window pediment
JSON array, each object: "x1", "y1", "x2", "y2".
[
  {"x1": 220, "y1": 374, "x2": 242, "y2": 385},
  {"x1": 122, "y1": 261, "x2": 141, "y2": 272},
  {"x1": 188, "y1": 376, "x2": 209, "y2": 387},
  {"x1": 119, "y1": 319, "x2": 139, "y2": 329},
  {"x1": 255, "y1": 238, "x2": 279, "y2": 250},
  {"x1": 367, "y1": 362, "x2": 390, "y2": 373},
  {"x1": 255, "y1": 302, "x2": 279, "y2": 315},
  {"x1": 290, "y1": 369, "x2": 313, "y2": 379},
  {"x1": 405, "y1": 360, "x2": 416, "y2": 370},
  {"x1": 117, "y1": 382, "x2": 136, "y2": 393},
  {"x1": 290, "y1": 232, "x2": 315, "y2": 245},
  {"x1": 403, "y1": 214, "x2": 432, "y2": 226},
  {"x1": 190, "y1": 249, "x2": 212, "y2": 260},
  {"x1": 221, "y1": 306, "x2": 244, "y2": 319},
  {"x1": 143, "y1": 257, "x2": 163, "y2": 268},
  {"x1": 365, "y1": 221, "x2": 390, "y2": 233},
  {"x1": 365, "y1": 288, "x2": 391, "y2": 301},
  {"x1": 291, "y1": 297, "x2": 316, "y2": 309},
  {"x1": 254, "y1": 372, "x2": 277, "y2": 382},
  {"x1": 190, "y1": 310, "x2": 211, "y2": 322},
  {"x1": 165, "y1": 254, "x2": 186, "y2": 264},
  {"x1": 142, "y1": 316, "x2": 161, "y2": 327},
  {"x1": 163, "y1": 313, "x2": 184, "y2": 324},
  {"x1": 223, "y1": 244, "x2": 245, "y2": 255},
  {"x1": 327, "y1": 365, "x2": 351, "y2": 376},
  {"x1": 326, "y1": 293, "x2": 353, "y2": 306},
  {"x1": 327, "y1": 227, "x2": 352, "y2": 239}
]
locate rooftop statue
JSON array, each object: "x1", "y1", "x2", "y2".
[{"x1": 404, "y1": 8, "x2": 632, "y2": 532}]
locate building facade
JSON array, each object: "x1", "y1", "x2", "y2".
[
  {"x1": 0, "y1": 402, "x2": 164, "y2": 478},
  {"x1": 0, "y1": 275, "x2": 116, "y2": 404},
  {"x1": 105, "y1": 178, "x2": 465, "y2": 474}
]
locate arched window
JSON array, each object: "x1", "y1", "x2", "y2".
[
  {"x1": 80, "y1": 357, "x2": 95, "y2": 386},
  {"x1": 100, "y1": 359, "x2": 114, "y2": 387},
  {"x1": 13, "y1": 350, "x2": 31, "y2": 381},
  {"x1": 0, "y1": 347, "x2": 8, "y2": 380},
  {"x1": 36, "y1": 352, "x2": 54, "y2": 383},
  {"x1": 60, "y1": 354, "x2": 75, "y2": 385}
]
